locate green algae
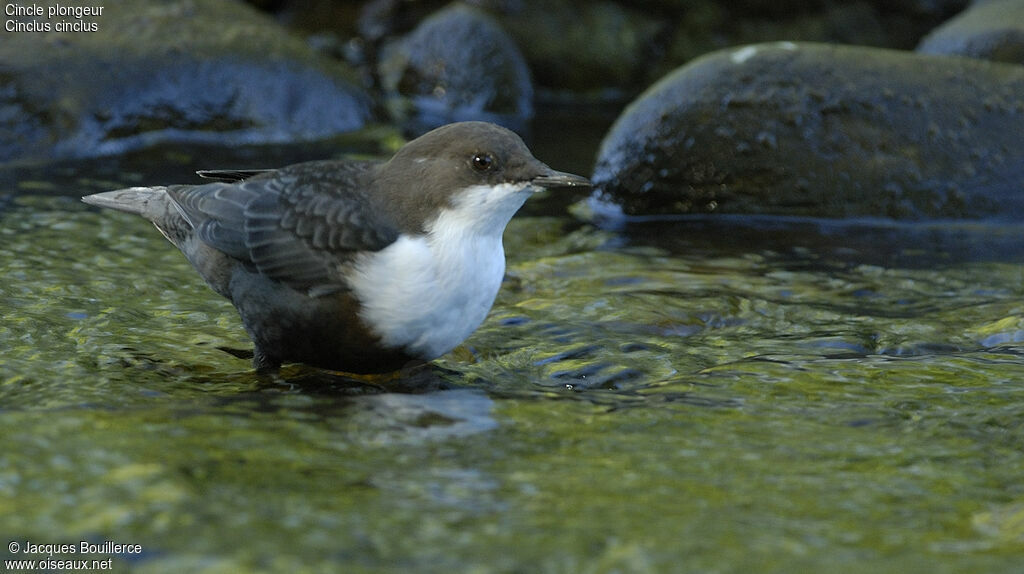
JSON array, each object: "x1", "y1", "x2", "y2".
[{"x1": 3, "y1": 194, "x2": 1024, "y2": 572}]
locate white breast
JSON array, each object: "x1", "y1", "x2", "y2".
[{"x1": 348, "y1": 183, "x2": 530, "y2": 359}]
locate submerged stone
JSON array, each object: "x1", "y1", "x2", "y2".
[
  {"x1": 917, "y1": 0, "x2": 1024, "y2": 65},
  {"x1": 590, "y1": 42, "x2": 1024, "y2": 220},
  {"x1": 0, "y1": 0, "x2": 373, "y2": 164},
  {"x1": 377, "y1": 4, "x2": 533, "y2": 135}
]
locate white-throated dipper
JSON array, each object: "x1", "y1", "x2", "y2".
[{"x1": 83, "y1": 121, "x2": 591, "y2": 374}]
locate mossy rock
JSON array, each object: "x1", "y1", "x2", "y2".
[{"x1": 591, "y1": 42, "x2": 1024, "y2": 220}]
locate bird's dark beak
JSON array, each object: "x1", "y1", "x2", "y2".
[{"x1": 531, "y1": 169, "x2": 592, "y2": 190}]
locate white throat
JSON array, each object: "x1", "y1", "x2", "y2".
[{"x1": 349, "y1": 183, "x2": 531, "y2": 359}]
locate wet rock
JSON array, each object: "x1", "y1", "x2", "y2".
[
  {"x1": 662, "y1": 2, "x2": 886, "y2": 75},
  {"x1": 264, "y1": 0, "x2": 966, "y2": 100},
  {"x1": 487, "y1": 0, "x2": 957, "y2": 96},
  {"x1": 0, "y1": 0, "x2": 372, "y2": 164},
  {"x1": 485, "y1": 0, "x2": 667, "y2": 95},
  {"x1": 917, "y1": 0, "x2": 1024, "y2": 64},
  {"x1": 272, "y1": 0, "x2": 365, "y2": 37},
  {"x1": 377, "y1": 3, "x2": 533, "y2": 135},
  {"x1": 354, "y1": 0, "x2": 919, "y2": 99},
  {"x1": 590, "y1": 42, "x2": 1024, "y2": 220},
  {"x1": 655, "y1": 0, "x2": 970, "y2": 84},
  {"x1": 356, "y1": 0, "x2": 450, "y2": 44}
]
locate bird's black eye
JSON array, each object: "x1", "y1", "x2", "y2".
[{"x1": 471, "y1": 153, "x2": 495, "y2": 172}]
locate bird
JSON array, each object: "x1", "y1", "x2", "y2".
[{"x1": 82, "y1": 122, "x2": 591, "y2": 374}]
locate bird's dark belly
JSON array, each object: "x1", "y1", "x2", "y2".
[{"x1": 228, "y1": 270, "x2": 419, "y2": 373}]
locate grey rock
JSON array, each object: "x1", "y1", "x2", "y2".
[
  {"x1": 0, "y1": 0, "x2": 372, "y2": 164},
  {"x1": 378, "y1": 4, "x2": 533, "y2": 135},
  {"x1": 917, "y1": 0, "x2": 1024, "y2": 64},
  {"x1": 591, "y1": 42, "x2": 1024, "y2": 220}
]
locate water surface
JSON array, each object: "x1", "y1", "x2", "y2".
[{"x1": 2, "y1": 137, "x2": 1024, "y2": 573}]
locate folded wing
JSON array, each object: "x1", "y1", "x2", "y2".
[{"x1": 168, "y1": 160, "x2": 398, "y2": 296}]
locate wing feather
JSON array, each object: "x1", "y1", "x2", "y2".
[
  {"x1": 196, "y1": 169, "x2": 274, "y2": 182},
  {"x1": 166, "y1": 159, "x2": 397, "y2": 294}
]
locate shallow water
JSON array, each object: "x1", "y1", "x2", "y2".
[{"x1": 2, "y1": 138, "x2": 1024, "y2": 573}]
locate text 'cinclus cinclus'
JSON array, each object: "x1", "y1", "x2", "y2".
[{"x1": 82, "y1": 122, "x2": 591, "y2": 374}]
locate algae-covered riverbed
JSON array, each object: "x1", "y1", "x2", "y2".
[{"x1": 2, "y1": 145, "x2": 1024, "y2": 573}]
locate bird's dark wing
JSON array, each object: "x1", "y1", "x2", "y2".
[
  {"x1": 196, "y1": 169, "x2": 274, "y2": 183},
  {"x1": 168, "y1": 160, "x2": 398, "y2": 295}
]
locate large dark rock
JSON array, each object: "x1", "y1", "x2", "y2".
[
  {"x1": 917, "y1": 0, "x2": 1024, "y2": 65},
  {"x1": 590, "y1": 42, "x2": 1024, "y2": 220},
  {"x1": 0, "y1": 0, "x2": 372, "y2": 164},
  {"x1": 377, "y1": 3, "x2": 532, "y2": 135}
]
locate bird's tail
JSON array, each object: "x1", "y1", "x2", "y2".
[
  {"x1": 83, "y1": 185, "x2": 236, "y2": 299},
  {"x1": 81, "y1": 186, "x2": 172, "y2": 223}
]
